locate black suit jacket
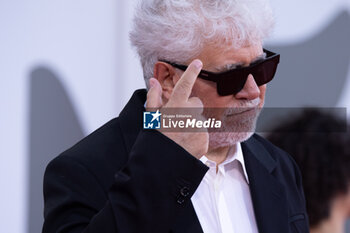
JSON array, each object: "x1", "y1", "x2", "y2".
[{"x1": 43, "y1": 89, "x2": 309, "y2": 233}]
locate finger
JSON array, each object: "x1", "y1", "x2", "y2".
[
  {"x1": 146, "y1": 78, "x2": 163, "y2": 110},
  {"x1": 171, "y1": 59, "x2": 202, "y2": 102},
  {"x1": 187, "y1": 96, "x2": 204, "y2": 109},
  {"x1": 187, "y1": 96, "x2": 204, "y2": 116}
]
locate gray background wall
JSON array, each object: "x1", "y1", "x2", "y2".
[{"x1": 0, "y1": 1, "x2": 349, "y2": 233}]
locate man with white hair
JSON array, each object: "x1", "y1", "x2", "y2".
[{"x1": 43, "y1": 1, "x2": 310, "y2": 233}]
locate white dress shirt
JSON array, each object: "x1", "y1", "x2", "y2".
[{"x1": 191, "y1": 143, "x2": 259, "y2": 233}]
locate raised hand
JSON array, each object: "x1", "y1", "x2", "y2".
[{"x1": 146, "y1": 59, "x2": 209, "y2": 159}]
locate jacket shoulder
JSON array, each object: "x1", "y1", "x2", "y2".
[
  {"x1": 46, "y1": 117, "x2": 129, "y2": 191},
  {"x1": 251, "y1": 133, "x2": 298, "y2": 169}
]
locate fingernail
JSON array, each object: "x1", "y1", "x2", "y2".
[{"x1": 193, "y1": 59, "x2": 203, "y2": 69}]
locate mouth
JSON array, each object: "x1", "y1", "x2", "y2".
[{"x1": 225, "y1": 107, "x2": 258, "y2": 117}]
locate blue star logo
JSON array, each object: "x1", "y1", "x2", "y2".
[{"x1": 143, "y1": 110, "x2": 161, "y2": 129}]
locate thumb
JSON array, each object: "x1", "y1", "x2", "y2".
[{"x1": 146, "y1": 78, "x2": 163, "y2": 110}]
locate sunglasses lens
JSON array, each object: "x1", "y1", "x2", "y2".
[
  {"x1": 216, "y1": 57, "x2": 279, "y2": 96},
  {"x1": 254, "y1": 59, "x2": 278, "y2": 86},
  {"x1": 217, "y1": 70, "x2": 247, "y2": 96}
]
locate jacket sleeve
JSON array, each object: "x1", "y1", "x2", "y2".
[{"x1": 42, "y1": 129, "x2": 208, "y2": 233}]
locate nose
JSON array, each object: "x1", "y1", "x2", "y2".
[{"x1": 234, "y1": 74, "x2": 260, "y2": 100}]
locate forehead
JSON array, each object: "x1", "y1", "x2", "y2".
[{"x1": 197, "y1": 43, "x2": 264, "y2": 71}]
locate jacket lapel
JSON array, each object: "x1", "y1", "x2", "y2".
[{"x1": 242, "y1": 136, "x2": 289, "y2": 233}]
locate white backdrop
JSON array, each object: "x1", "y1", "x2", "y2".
[{"x1": 0, "y1": 1, "x2": 349, "y2": 232}]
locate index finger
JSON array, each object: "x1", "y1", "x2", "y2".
[{"x1": 171, "y1": 59, "x2": 203, "y2": 102}]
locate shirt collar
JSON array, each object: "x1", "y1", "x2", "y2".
[
  {"x1": 200, "y1": 143, "x2": 250, "y2": 184},
  {"x1": 235, "y1": 142, "x2": 250, "y2": 184}
]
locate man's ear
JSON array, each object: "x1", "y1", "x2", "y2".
[{"x1": 153, "y1": 62, "x2": 178, "y2": 102}]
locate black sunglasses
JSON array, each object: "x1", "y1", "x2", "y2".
[{"x1": 160, "y1": 49, "x2": 280, "y2": 96}]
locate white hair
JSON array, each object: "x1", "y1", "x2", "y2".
[{"x1": 129, "y1": 0, "x2": 274, "y2": 88}]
